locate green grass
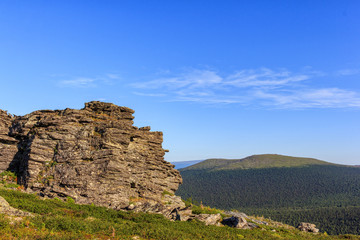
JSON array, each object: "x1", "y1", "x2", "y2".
[
  {"x1": 183, "y1": 198, "x2": 223, "y2": 215},
  {"x1": 161, "y1": 190, "x2": 174, "y2": 196},
  {"x1": 0, "y1": 171, "x2": 17, "y2": 179},
  {"x1": 1, "y1": 188, "x2": 360, "y2": 239},
  {"x1": 0, "y1": 170, "x2": 20, "y2": 189}
]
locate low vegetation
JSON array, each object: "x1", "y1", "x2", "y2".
[
  {"x1": 1, "y1": 187, "x2": 359, "y2": 239},
  {"x1": 0, "y1": 171, "x2": 20, "y2": 189},
  {"x1": 183, "y1": 198, "x2": 223, "y2": 215}
]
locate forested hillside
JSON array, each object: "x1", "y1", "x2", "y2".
[
  {"x1": 183, "y1": 154, "x2": 334, "y2": 171},
  {"x1": 172, "y1": 160, "x2": 204, "y2": 169},
  {"x1": 255, "y1": 207, "x2": 360, "y2": 235},
  {"x1": 177, "y1": 155, "x2": 360, "y2": 235}
]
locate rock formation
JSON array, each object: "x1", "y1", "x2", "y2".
[
  {"x1": 0, "y1": 101, "x2": 182, "y2": 213},
  {"x1": 0, "y1": 110, "x2": 18, "y2": 172}
]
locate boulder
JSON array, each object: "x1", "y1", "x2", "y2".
[
  {"x1": 129, "y1": 194, "x2": 186, "y2": 219},
  {"x1": 222, "y1": 216, "x2": 248, "y2": 228},
  {"x1": 224, "y1": 211, "x2": 248, "y2": 219},
  {"x1": 193, "y1": 213, "x2": 222, "y2": 225},
  {"x1": 175, "y1": 208, "x2": 193, "y2": 221},
  {"x1": 297, "y1": 222, "x2": 319, "y2": 233},
  {"x1": 0, "y1": 196, "x2": 33, "y2": 217},
  {"x1": 224, "y1": 210, "x2": 267, "y2": 226}
]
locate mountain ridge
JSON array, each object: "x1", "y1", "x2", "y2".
[
  {"x1": 171, "y1": 160, "x2": 204, "y2": 169},
  {"x1": 182, "y1": 154, "x2": 337, "y2": 171}
]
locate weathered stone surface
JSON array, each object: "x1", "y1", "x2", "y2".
[
  {"x1": 0, "y1": 110, "x2": 18, "y2": 172},
  {"x1": 0, "y1": 196, "x2": 33, "y2": 217},
  {"x1": 297, "y1": 222, "x2": 319, "y2": 233},
  {"x1": 222, "y1": 216, "x2": 248, "y2": 228},
  {"x1": 221, "y1": 216, "x2": 258, "y2": 229},
  {"x1": 0, "y1": 101, "x2": 182, "y2": 214},
  {"x1": 129, "y1": 194, "x2": 186, "y2": 219},
  {"x1": 224, "y1": 211, "x2": 248, "y2": 219},
  {"x1": 173, "y1": 207, "x2": 193, "y2": 221},
  {"x1": 224, "y1": 210, "x2": 267, "y2": 226},
  {"x1": 193, "y1": 213, "x2": 222, "y2": 225}
]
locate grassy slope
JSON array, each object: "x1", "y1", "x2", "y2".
[
  {"x1": 0, "y1": 188, "x2": 359, "y2": 240},
  {"x1": 182, "y1": 154, "x2": 336, "y2": 171}
]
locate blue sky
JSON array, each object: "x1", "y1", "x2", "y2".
[{"x1": 1, "y1": 1, "x2": 359, "y2": 164}]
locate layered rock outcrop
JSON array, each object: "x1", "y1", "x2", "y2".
[
  {"x1": 0, "y1": 101, "x2": 182, "y2": 212},
  {"x1": 0, "y1": 110, "x2": 18, "y2": 172}
]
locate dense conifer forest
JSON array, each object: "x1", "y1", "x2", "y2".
[
  {"x1": 177, "y1": 162, "x2": 360, "y2": 235},
  {"x1": 253, "y1": 207, "x2": 360, "y2": 235}
]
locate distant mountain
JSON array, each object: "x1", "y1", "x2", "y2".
[
  {"x1": 171, "y1": 160, "x2": 204, "y2": 169},
  {"x1": 177, "y1": 154, "x2": 360, "y2": 235},
  {"x1": 182, "y1": 154, "x2": 334, "y2": 171}
]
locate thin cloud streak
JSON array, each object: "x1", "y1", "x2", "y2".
[
  {"x1": 59, "y1": 77, "x2": 96, "y2": 88},
  {"x1": 131, "y1": 70, "x2": 222, "y2": 90},
  {"x1": 336, "y1": 69, "x2": 360, "y2": 76},
  {"x1": 170, "y1": 96, "x2": 246, "y2": 104},
  {"x1": 255, "y1": 88, "x2": 360, "y2": 109},
  {"x1": 133, "y1": 92, "x2": 167, "y2": 97},
  {"x1": 225, "y1": 68, "x2": 309, "y2": 88},
  {"x1": 131, "y1": 68, "x2": 360, "y2": 109},
  {"x1": 57, "y1": 74, "x2": 119, "y2": 88}
]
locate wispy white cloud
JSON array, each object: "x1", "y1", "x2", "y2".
[
  {"x1": 255, "y1": 88, "x2": 360, "y2": 109},
  {"x1": 59, "y1": 77, "x2": 96, "y2": 88},
  {"x1": 225, "y1": 68, "x2": 309, "y2": 88},
  {"x1": 106, "y1": 73, "x2": 121, "y2": 79},
  {"x1": 130, "y1": 68, "x2": 360, "y2": 109},
  {"x1": 336, "y1": 69, "x2": 360, "y2": 76},
  {"x1": 131, "y1": 70, "x2": 222, "y2": 90},
  {"x1": 57, "y1": 73, "x2": 119, "y2": 88},
  {"x1": 133, "y1": 92, "x2": 167, "y2": 97},
  {"x1": 171, "y1": 96, "x2": 245, "y2": 104}
]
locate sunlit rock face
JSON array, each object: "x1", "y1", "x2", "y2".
[
  {"x1": 0, "y1": 101, "x2": 182, "y2": 211},
  {"x1": 0, "y1": 110, "x2": 18, "y2": 172}
]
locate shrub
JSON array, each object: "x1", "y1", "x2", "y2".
[{"x1": 66, "y1": 196, "x2": 75, "y2": 204}]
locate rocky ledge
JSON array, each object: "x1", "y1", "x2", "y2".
[{"x1": 0, "y1": 101, "x2": 182, "y2": 215}]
